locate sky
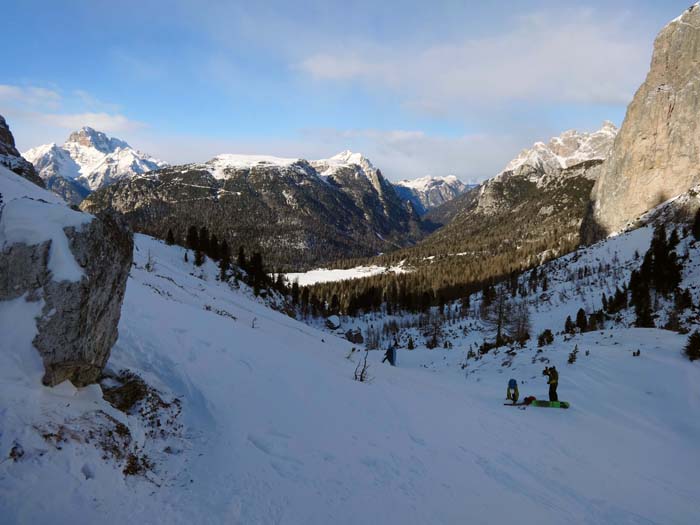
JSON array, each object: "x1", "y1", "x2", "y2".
[{"x1": 1, "y1": 0, "x2": 693, "y2": 182}]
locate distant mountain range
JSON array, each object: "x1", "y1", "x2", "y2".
[
  {"x1": 359, "y1": 122, "x2": 618, "y2": 290},
  {"x1": 80, "y1": 151, "x2": 438, "y2": 270},
  {"x1": 23, "y1": 127, "x2": 167, "y2": 204},
  {"x1": 393, "y1": 176, "x2": 473, "y2": 215}
]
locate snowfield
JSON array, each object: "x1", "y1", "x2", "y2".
[
  {"x1": 1, "y1": 225, "x2": 699, "y2": 524},
  {"x1": 286, "y1": 262, "x2": 410, "y2": 286}
]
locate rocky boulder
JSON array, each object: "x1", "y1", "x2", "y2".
[
  {"x1": 0, "y1": 164, "x2": 133, "y2": 387},
  {"x1": 586, "y1": 4, "x2": 700, "y2": 239}
]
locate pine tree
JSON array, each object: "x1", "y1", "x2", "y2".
[
  {"x1": 237, "y1": 246, "x2": 247, "y2": 271},
  {"x1": 194, "y1": 249, "x2": 205, "y2": 267},
  {"x1": 692, "y1": 208, "x2": 700, "y2": 240},
  {"x1": 199, "y1": 227, "x2": 210, "y2": 257},
  {"x1": 166, "y1": 228, "x2": 175, "y2": 246},
  {"x1": 218, "y1": 240, "x2": 231, "y2": 281},
  {"x1": 250, "y1": 252, "x2": 265, "y2": 296},
  {"x1": 209, "y1": 234, "x2": 220, "y2": 261},
  {"x1": 564, "y1": 315, "x2": 575, "y2": 334},
  {"x1": 576, "y1": 308, "x2": 588, "y2": 333},
  {"x1": 186, "y1": 225, "x2": 199, "y2": 251},
  {"x1": 683, "y1": 331, "x2": 700, "y2": 361},
  {"x1": 407, "y1": 336, "x2": 415, "y2": 350},
  {"x1": 291, "y1": 280, "x2": 300, "y2": 305}
]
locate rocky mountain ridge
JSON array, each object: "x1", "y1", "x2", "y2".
[{"x1": 80, "y1": 151, "x2": 430, "y2": 270}]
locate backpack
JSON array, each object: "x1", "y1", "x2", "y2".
[{"x1": 508, "y1": 378, "x2": 517, "y2": 389}]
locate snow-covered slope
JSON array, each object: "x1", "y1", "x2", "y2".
[
  {"x1": 394, "y1": 175, "x2": 472, "y2": 214},
  {"x1": 2, "y1": 222, "x2": 699, "y2": 523},
  {"x1": 23, "y1": 127, "x2": 167, "y2": 197}
]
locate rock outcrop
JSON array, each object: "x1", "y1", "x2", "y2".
[
  {"x1": 0, "y1": 115, "x2": 45, "y2": 188},
  {"x1": 586, "y1": 4, "x2": 700, "y2": 239},
  {"x1": 1, "y1": 118, "x2": 133, "y2": 387}
]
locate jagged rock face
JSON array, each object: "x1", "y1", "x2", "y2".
[
  {"x1": 0, "y1": 163, "x2": 133, "y2": 387},
  {"x1": 0, "y1": 115, "x2": 45, "y2": 188},
  {"x1": 588, "y1": 4, "x2": 700, "y2": 238},
  {"x1": 82, "y1": 154, "x2": 428, "y2": 270}
]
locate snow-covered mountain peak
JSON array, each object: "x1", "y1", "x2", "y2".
[
  {"x1": 396, "y1": 175, "x2": 463, "y2": 191},
  {"x1": 311, "y1": 150, "x2": 386, "y2": 194},
  {"x1": 24, "y1": 128, "x2": 167, "y2": 197},
  {"x1": 312, "y1": 150, "x2": 377, "y2": 176},
  {"x1": 393, "y1": 175, "x2": 471, "y2": 214},
  {"x1": 500, "y1": 121, "x2": 618, "y2": 180},
  {"x1": 66, "y1": 126, "x2": 129, "y2": 154}
]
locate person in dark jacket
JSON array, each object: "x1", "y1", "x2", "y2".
[
  {"x1": 506, "y1": 378, "x2": 519, "y2": 404},
  {"x1": 543, "y1": 366, "x2": 559, "y2": 401},
  {"x1": 382, "y1": 346, "x2": 396, "y2": 366}
]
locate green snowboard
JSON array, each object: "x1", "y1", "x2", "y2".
[{"x1": 530, "y1": 400, "x2": 570, "y2": 409}]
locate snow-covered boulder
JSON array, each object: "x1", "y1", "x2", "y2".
[
  {"x1": 0, "y1": 163, "x2": 133, "y2": 386},
  {"x1": 325, "y1": 315, "x2": 341, "y2": 330}
]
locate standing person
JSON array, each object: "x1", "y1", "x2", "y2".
[
  {"x1": 543, "y1": 366, "x2": 559, "y2": 401},
  {"x1": 382, "y1": 345, "x2": 396, "y2": 366},
  {"x1": 506, "y1": 378, "x2": 519, "y2": 405}
]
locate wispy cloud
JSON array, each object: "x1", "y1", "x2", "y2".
[
  {"x1": 0, "y1": 84, "x2": 62, "y2": 110},
  {"x1": 298, "y1": 8, "x2": 650, "y2": 116},
  {"x1": 1, "y1": 84, "x2": 145, "y2": 149}
]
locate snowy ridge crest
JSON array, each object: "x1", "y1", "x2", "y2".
[{"x1": 499, "y1": 121, "x2": 617, "y2": 181}]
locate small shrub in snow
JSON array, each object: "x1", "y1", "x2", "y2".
[
  {"x1": 568, "y1": 345, "x2": 579, "y2": 364},
  {"x1": 354, "y1": 350, "x2": 371, "y2": 382},
  {"x1": 537, "y1": 329, "x2": 554, "y2": 347}
]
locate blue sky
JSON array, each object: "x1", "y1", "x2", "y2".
[{"x1": 1, "y1": 0, "x2": 693, "y2": 181}]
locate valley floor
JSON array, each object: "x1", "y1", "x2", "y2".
[{"x1": 1, "y1": 235, "x2": 699, "y2": 524}]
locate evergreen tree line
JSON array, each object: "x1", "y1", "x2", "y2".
[{"x1": 166, "y1": 225, "x2": 287, "y2": 297}]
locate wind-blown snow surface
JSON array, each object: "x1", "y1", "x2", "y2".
[{"x1": 1, "y1": 232, "x2": 699, "y2": 524}]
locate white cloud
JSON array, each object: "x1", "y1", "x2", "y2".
[
  {"x1": 0, "y1": 85, "x2": 62, "y2": 110},
  {"x1": 298, "y1": 8, "x2": 650, "y2": 115},
  {"x1": 37, "y1": 112, "x2": 145, "y2": 133},
  {"x1": 2, "y1": 84, "x2": 145, "y2": 150}
]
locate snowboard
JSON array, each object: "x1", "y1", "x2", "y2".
[
  {"x1": 503, "y1": 402, "x2": 527, "y2": 406},
  {"x1": 529, "y1": 400, "x2": 570, "y2": 409}
]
